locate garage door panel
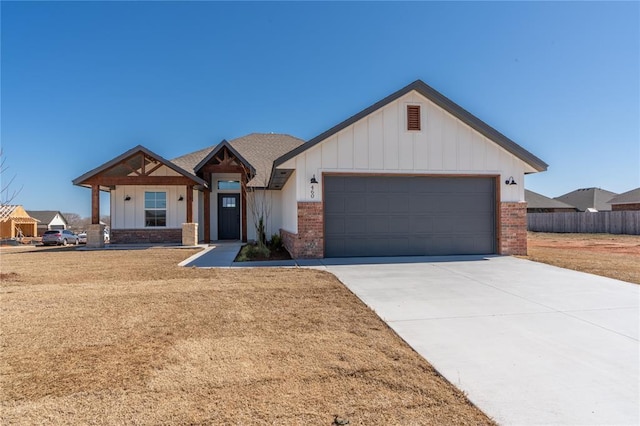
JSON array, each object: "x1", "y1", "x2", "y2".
[
  {"x1": 344, "y1": 178, "x2": 367, "y2": 192},
  {"x1": 388, "y1": 216, "x2": 410, "y2": 233},
  {"x1": 345, "y1": 197, "x2": 367, "y2": 213},
  {"x1": 324, "y1": 175, "x2": 495, "y2": 257},
  {"x1": 366, "y1": 216, "x2": 389, "y2": 233},
  {"x1": 344, "y1": 217, "x2": 367, "y2": 234},
  {"x1": 410, "y1": 216, "x2": 434, "y2": 233},
  {"x1": 325, "y1": 196, "x2": 345, "y2": 213},
  {"x1": 388, "y1": 195, "x2": 410, "y2": 212},
  {"x1": 366, "y1": 195, "x2": 389, "y2": 213},
  {"x1": 325, "y1": 216, "x2": 345, "y2": 235}
]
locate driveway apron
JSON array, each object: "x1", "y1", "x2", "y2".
[{"x1": 322, "y1": 256, "x2": 639, "y2": 425}]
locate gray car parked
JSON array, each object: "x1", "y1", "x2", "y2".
[{"x1": 42, "y1": 229, "x2": 79, "y2": 246}]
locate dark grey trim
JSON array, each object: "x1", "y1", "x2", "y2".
[
  {"x1": 193, "y1": 139, "x2": 257, "y2": 176},
  {"x1": 72, "y1": 145, "x2": 208, "y2": 188},
  {"x1": 273, "y1": 79, "x2": 548, "y2": 172}
]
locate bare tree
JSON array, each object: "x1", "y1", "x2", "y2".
[
  {"x1": 63, "y1": 212, "x2": 90, "y2": 232},
  {"x1": 242, "y1": 165, "x2": 272, "y2": 249},
  {"x1": 0, "y1": 149, "x2": 22, "y2": 206}
]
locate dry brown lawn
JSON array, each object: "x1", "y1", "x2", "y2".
[
  {"x1": 0, "y1": 246, "x2": 492, "y2": 425},
  {"x1": 525, "y1": 232, "x2": 640, "y2": 284}
]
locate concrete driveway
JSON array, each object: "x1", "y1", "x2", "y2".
[{"x1": 320, "y1": 256, "x2": 639, "y2": 425}]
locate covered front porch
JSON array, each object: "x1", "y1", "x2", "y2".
[{"x1": 73, "y1": 146, "x2": 208, "y2": 247}]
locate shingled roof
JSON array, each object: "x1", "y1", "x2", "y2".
[
  {"x1": 554, "y1": 188, "x2": 618, "y2": 212},
  {"x1": 608, "y1": 188, "x2": 640, "y2": 205},
  {"x1": 171, "y1": 133, "x2": 304, "y2": 187},
  {"x1": 25, "y1": 210, "x2": 66, "y2": 226},
  {"x1": 525, "y1": 190, "x2": 576, "y2": 210}
]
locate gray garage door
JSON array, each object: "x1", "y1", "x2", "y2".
[{"x1": 324, "y1": 176, "x2": 496, "y2": 257}]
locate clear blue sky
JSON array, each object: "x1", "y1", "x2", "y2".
[{"x1": 2, "y1": 1, "x2": 638, "y2": 218}]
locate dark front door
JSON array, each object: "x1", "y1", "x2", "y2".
[{"x1": 218, "y1": 194, "x2": 240, "y2": 240}]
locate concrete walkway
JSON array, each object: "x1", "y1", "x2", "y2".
[{"x1": 321, "y1": 256, "x2": 639, "y2": 425}]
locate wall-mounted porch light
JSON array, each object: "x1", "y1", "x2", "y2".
[
  {"x1": 178, "y1": 195, "x2": 184, "y2": 201},
  {"x1": 310, "y1": 174, "x2": 318, "y2": 199},
  {"x1": 124, "y1": 195, "x2": 131, "y2": 201},
  {"x1": 505, "y1": 176, "x2": 517, "y2": 186}
]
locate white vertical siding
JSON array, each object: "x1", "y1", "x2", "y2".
[
  {"x1": 111, "y1": 185, "x2": 188, "y2": 229},
  {"x1": 290, "y1": 90, "x2": 531, "y2": 202},
  {"x1": 280, "y1": 172, "x2": 297, "y2": 234},
  {"x1": 246, "y1": 190, "x2": 282, "y2": 241}
]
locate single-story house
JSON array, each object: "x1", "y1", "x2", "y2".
[
  {"x1": 73, "y1": 80, "x2": 548, "y2": 257},
  {"x1": 607, "y1": 188, "x2": 640, "y2": 211},
  {"x1": 554, "y1": 187, "x2": 618, "y2": 212},
  {"x1": 26, "y1": 210, "x2": 69, "y2": 236},
  {"x1": 0, "y1": 205, "x2": 39, "y2": 239},
  {"x1": 525, "y1": 189, "x2": 577, "y2": 213}
]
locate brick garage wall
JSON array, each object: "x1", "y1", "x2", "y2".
[
  {"x1": 280, "y1": 202, "x2": 324, "y2": 259},
  {"x1": 612, "y1": 203, "x2": 640, "y2": 211},
  {"x1": 111, "y1": 228, "x2": 182, "y2": 244},
  {"x1": 500, "y1": 202, "x2": 527, "y2": 255}
]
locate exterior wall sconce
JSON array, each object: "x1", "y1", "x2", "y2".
[
  {"x1": 310, "y1": 175, "x2": 318, "y2": 199},
  {"x1": 505, "y1": 176, "x2": 517, "y2": 186},
  {"x1": 178, "y1": 195, "x2": 184, "y2": 201},
  {"x1": 124, "y1": 195, "x2": 131, "y2": 201}
]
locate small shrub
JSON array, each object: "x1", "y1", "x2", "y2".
[
  {"x1": 236, "y1": 243, "x2": 270, "y2": 261},
  {"x1": 269, "y1": 233, "x2": 283, "y2": 250}
]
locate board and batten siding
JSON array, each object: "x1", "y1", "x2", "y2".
[
  {"x1": 279, "y1": 91, "x2": 533, "y2": 203},
  {"x1": 246, "y1": 190, "x2": 283, "y2": 241},
  {"x1": 111, "y1": 164, "x2": 199, "y2": 229},
  {"x1": 111, "y1": 186, "x2": 198, "y2": 230},
  {"x1": 280, "y1": 172, "x2": 298, "y2": 234}
]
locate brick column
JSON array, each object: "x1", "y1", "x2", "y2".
[
  {"x1": 281, "y1": 202, "x2": 324, "y2": 259},
  {"x1": 500, "y1": 202, "x2": 527, "y2": 255}
]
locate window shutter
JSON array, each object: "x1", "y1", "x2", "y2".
[{"x1": 407, "y1": 105, "x2": 421, "y2": 131}]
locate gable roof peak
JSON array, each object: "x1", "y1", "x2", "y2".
[{"x1": 273, "y1": 79, "x2": 548, "y2": 172}]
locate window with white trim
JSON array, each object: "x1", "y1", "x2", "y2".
[{"x1": 145, "y1": 192, "x2": 166, "y2": 227}]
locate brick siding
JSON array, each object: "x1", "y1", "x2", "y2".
[
  {"x1": 280, "y1": 202, "x2": 324, "y2": 258},
  {"x1": 111, "y1": 228, "x2": 182, "y2": 244},
  {"x1": 612, "y1": 203, "x2": 640, "y2": 211},
  {"x1": 500, "y1": 202, "x2": 527, "y2": 255}
]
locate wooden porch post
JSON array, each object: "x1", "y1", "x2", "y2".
[
  {"x1": 186, "y1": 185, "x2": 193, "y2": 223},
  {"x1": 203, "y1": 181, "x2": 211, "y2": 244},
  {"x1": 241, "y1": 174, "x2": 248, "y2": 243},
  {"x1": 91, "y1": 185, "x2": 100, "y2": 224}
]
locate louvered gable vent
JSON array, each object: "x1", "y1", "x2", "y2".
[{"x1": 407, "y1": 105, "x2": 421, "y2": 131}]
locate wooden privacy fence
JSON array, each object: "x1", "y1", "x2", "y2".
[{"x1": 527, "y1": 211, "x2": 640, "y2": 235}]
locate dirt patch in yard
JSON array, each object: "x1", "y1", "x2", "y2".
[
  {"x1": 0, "y1": 248, "x2": 493, "y2": 425},
  {"x1": 525, "y1": 232, "x2": 640, "y2": 284}
]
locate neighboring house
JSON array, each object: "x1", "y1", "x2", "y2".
[
  {"x1": 26, "y1": 210, "x2": 69, "y2": 236},
  {"x1": 73, "y1": 79, "x2": 548, "y2": 258},
  {"x1": 607, "y1": 188, "x2": 640, "y2": 211},
  {"x1": 0, "y1": 205, "x2": 39, "y2": 239},
  {"x1": 554, "y1": 188, "x2": 618, "y2": 212},
  {"x1": 525, "y1": 190, "x2": 576, "y2": 213}
]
